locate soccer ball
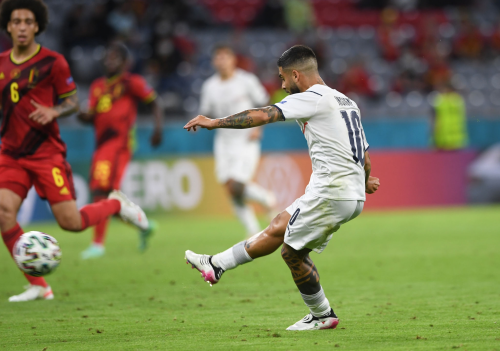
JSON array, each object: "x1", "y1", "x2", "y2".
[{"x1": 14, "y1": 231, "x2": 62, "y2": 277}]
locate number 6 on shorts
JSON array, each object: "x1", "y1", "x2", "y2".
[{"x1": 52, "y1": 167, "x2": 65, "y2": 187}]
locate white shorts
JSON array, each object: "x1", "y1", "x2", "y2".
[
  {"x1": 214, "y1": 138, "x2": 260, "y2": 184},
  {"x1": 285, "y1": 192, "x2": 364, "y2": 254}
]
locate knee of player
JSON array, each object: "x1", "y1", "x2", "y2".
[
  {"x1": 227, "y1": 181, "x2": 245, "y2": 198},
  {"x1": 0, "y1": 204, "x2": 16, "y2": 225},
  {"x1": 57, "y1": 216, "x2": 81, "y2": 232},
  {"x1": 269, "y1": 212, "x2": 287, "y2": 231}
]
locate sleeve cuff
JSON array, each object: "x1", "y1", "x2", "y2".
[
  {"x1": 272, "y1": 104, "x2": 286, "y2": 121},
  {"x1": 58, "y1": 89, "x2": 77, "y2": 99},
  {"x1": 142, "y1": 91, "x2": 157, "y2": 104}
]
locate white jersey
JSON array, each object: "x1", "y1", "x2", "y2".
[
  {"x1": 199, "y1": 69, "x2": 269, "y2": 143},
  {"x1": 274, "y1": 84, "x2": 369, "y2": 201}
]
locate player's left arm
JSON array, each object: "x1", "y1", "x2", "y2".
[
  {"x1": 29, "y1": 94, "x2": 80, "y2": 126},
  {"x1": 364, "y1": 151, "x2": 380, "y2": 194},
  {"x1": 184, "y1": 105, "x2": 284, "y2": 131},
  {"x1": 29, "y1": 55, "x2": 79, "y2": 125}
]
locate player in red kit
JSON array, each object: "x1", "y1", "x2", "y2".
[
  {"x1": 78, "y1": 43, "x2": 163, "y2": 259},
  {"x1": 0, "y1": 0, "x2": 150, "y2": 302}
]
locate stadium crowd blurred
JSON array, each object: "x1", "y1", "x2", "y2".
[{"x1": 3, "y1": 0, "x2": 500, "y2": 121}]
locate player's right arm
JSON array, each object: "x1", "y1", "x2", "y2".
[
  {"x1": 28, "y1": 54, "x2": 79, "y2": 125},
  {"x1": 185, "y1": 88, "x2": 321, "y2": 131},
  {"x1": 247, "y1": 74, "x2": 270, "y2": 141},
  {"x1": 184, "y1": 105, "x2": 284, "y2": 131}
]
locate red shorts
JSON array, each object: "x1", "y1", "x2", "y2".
[
  {"x1": 0, "y1": 153, "x2": 76, "y2": 205},
  {"x1": 89, "y1": 147, "x2": 131, "y2": 194}
]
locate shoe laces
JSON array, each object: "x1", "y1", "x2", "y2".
[
  {"x1": 301, "y1": 313, "x2": 314, "y2": 323},
  {"x1": 199, "y1": 255, "x2": 210, "y2": 266}
]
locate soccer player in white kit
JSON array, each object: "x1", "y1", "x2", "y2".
[
  {"x1": 199, "y1": 45, "x2": 276, "y2": 236},
  {"x1": 184, "y1": 45, "x2": 380, "y2": 330}
]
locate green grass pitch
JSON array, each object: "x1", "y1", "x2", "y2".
[{"x1": 1, "y1": 206, "x2": 499, "y2": 350}]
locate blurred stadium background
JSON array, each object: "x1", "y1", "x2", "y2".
[{"x1": 6, "y1": 0, "x2": 500, "y2": 225}]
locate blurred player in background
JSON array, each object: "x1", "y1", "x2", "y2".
[
  {"x1": 185, "y1": 45, "x2": 380, "y2": 330},
  {"x1": 199, "y1": 45, "x2": 276, "y2": 237},
  {"x1": 78, "y1": 43, "x2": 163, "y2": 259},
  {"x1": 432, "y1": 81, "x2": 468, "y2": 150},
  {"x1": 0, "y1": 0, "x2": 149, "y2": 302}
]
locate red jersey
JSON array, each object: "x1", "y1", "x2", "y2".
[
  {"x1": 88, "y1": 73, "x2": 156, "y2": 151},
  {"x1": 0, "y1": 45, "x2": 76, "y2": 159}
]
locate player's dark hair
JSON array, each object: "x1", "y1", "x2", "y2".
[
  {"x1": 277, "y1": 45, "x2": 317, "y2": 70},
  {"x1": 0, "y1": 0, "x2": 49, "y2": 36},
  {"x1": 212, "y1": 44, "x2": 234, "y2": 56},
  {"x1": 108, "y1": 42, "x2": 130, "y2": 62}
]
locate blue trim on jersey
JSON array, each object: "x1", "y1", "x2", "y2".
[
  {"x1": 272, "y1": 104, "x2": 286, "y2": 121},
  {"x1": 306, "y1": 91, "x2": 322, "y2": 96}
]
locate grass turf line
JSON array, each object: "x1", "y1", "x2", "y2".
[{"x1": 0, "y1": 206, "x2": 499, "y2": 350}]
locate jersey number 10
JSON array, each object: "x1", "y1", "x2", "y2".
[{"x1": 340, "y1": 110, "x2": 366, "y2": 167}]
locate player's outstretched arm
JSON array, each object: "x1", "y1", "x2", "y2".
[
  {"x1": 29, "y1": 94, "x2": 80, "y2": 126},
  {"x1": 184, "y1": 106, "x2": 284, "y2": 132},
  {"x1": 364, "y1": 151, "x2": 380, "y2": 194}
]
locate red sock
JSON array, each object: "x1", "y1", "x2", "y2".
[
  {"x1": 93, "y1": 218, "x2": 109, "y2": 245},
  {"x1": 92, "y1": 195, "x2": 109, "y2": 245},
  {"x1": 80, "y1": 199, "x2": 120, "y2": 230},
  {"x1": 2, "y1": 223, "x2": 48, "y2": 288}
]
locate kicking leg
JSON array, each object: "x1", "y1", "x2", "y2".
[
  {"x1": 185, "y1": 210, "x2": 291, "y2": 285},
  {"x1": 281, "y1": 243, "x2": 338, "y2": 331},
  {"x1": 52, "y1": 198, "x2": 118, "y2": 232},
  {"x1": 52, "y1": 190, "x2": 148, "y2": 233}
]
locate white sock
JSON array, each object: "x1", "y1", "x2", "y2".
[
  {"x1": 212, "y1": 241, "x2": 253, "y2": 271},
  {"x1": 301, "y1": 288, "x2": 331, "y2": 317},
  {"x1": 244, "y1": 183, "x2": 275, "y2": 209},
  {"x1": 232, "y1": 201, "x2": 260, "y2": 236}
]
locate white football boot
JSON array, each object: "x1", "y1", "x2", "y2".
[
  {"x1": 109, "y1": 190, "x2": 149, "y2": 231},
  {"x1": 81, "y1": 244, "x2": 105, "y2": 260},
  {"x1": 185, "y1": 250, "x2": 224, "y2": 286},
  {"x1": 286, "y1": 309, "x2": 339, "y2": 331},
  {"x1": 9, "y1": 285, "x2": 54, "y2": 302}
]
